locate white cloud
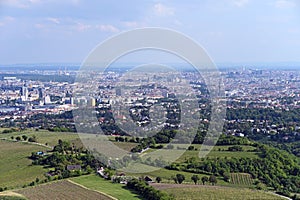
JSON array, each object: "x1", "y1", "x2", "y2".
[
  {"x1": 1, "y1": 0, "x2": 41, "y2": 8},
  {"x1": 46, "y1": 17, "x2": 60, "y2": 24},
  {"x1": 232, "y1": 0, "x2": 250, "y2": 7},
  {"x1": 29, "y1": 0, "x2": 40, "y2": 3},
  {"x1": 97, "y1": 24, "x2": 119, "y2": 33},
  {"x1": 69, "y1": 0, "x2": 80, "y2": 6},
  {"x1": 287, "y1": 28, "x2": 300, "y2": 34},
  {"x1": 4, "y1": 16, "x2": 15, "y2": 21},
  {"x1": 274, "y1": 0, "x2": 296, "y2": 8},
  {"x1": 35, "y1": 23, "x2": 45, "y2": 29},
  {"x1": 122, "y1": 21, "x2": 138, "y2": 28},
  {"x1": 153, "y1": 3, "x2": 175, "y2": 16},
  {"x1": 0, "y1": 16, "x2": 15, "y2": 27},
  {"x1": 76, "y1": 22, "x2": 91, "y2": 32}
]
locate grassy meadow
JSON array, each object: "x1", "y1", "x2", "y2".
[{"x1": 71, "y1": 175, "x2": 142, "y2": 200}]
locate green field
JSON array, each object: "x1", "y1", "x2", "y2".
[
  {"x1": 0, "y1": 129, "x2": 80, "y2": 147},
  {"x1": 123, "y1": 167, "x2": 230, "y2": 186},
  {"x1": 160, "y1": 186, "x2": 285, "y2": 200},
  {"x1": 0, "y1": 140, "x2": 47, "y2": 189},
  {"x1": 174, "y1": 145, "x2": 258, "y2": 163},
  {"x1": 0, "y1": 191, "x2": 27, "y2": 200},
  {"x1": 71, "y1": 175, "x2": 142, "y2": 200}
]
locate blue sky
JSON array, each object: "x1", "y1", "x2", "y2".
[{"x1": 0, "y1": 0, "x2": 299, "y2": 65}]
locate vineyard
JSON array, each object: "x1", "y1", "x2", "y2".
[
  {"x1": 230, "y1": 173, "x2": 253, "y2": 186},
  {"x1": 16, "y1": 180, "x2": 113, "y2": 200}
]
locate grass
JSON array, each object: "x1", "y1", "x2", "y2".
[
  {"x1": 15, "y1": 180, "x2": 113, "y2": 200},
  {"x1": 0, "y1": 129, "x2": 80, "y2": 147},
  {"x1": 0, "y1": 191, "x2": 27, "y2": 200},
  {"x1": 161, "y1": 186, "x2": 286, "y2": 200},
  {"x1": 175, "y1": 145, "x2": 258, "y2": 163},
  {"x1": 71, "y1": 175, "x2": 142, "y2": 200},
  {"x1": 0, "y1": 140, "x2": 48, "y2": 189},
  {"x1": 0, "y1": 196, "x2": 27, "y2": 200},
  {"x1": 123, "y1": 168, "x2": 230, "y2": 186},
  {"x1": 112, "y1": 142, "x2": 138, "y2": 152}
]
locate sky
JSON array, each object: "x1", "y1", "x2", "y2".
[{"x1": 0, "y1": 0, "x2": 300, "y2": 65}]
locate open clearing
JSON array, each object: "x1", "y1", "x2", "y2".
[
  {"x1": 15, "y1": 180, "x2": 112, "y2": 200},
  {"x1": 152, "y1": 183, "x2": 285, "y2": 200}
]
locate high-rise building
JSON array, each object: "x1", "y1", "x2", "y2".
[
  {"x1": 38, "y1": 88, "x2": 44, "y2": 99},
  {"x1": 116, "y1": 88, "x2": 122, "y2": 96},
  {"x1": 44, "y1": 95, "x2": 51, "y2": 104},
  {"x1": 21, "y1": 85, "x2": 28, "y2": 101}
]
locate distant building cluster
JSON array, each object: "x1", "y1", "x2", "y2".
[{"x1": 0, "y1": 75, "x2": 75, "y2": 120}]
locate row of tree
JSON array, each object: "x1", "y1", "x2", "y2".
[{"x1": 127, "y1": 179, "x2": 174, "y2": 200}]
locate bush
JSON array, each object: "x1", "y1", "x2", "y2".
[
  {"x1": 156, "y1": 177, "x2": 162, "y2": 183},
  {"x1": 188, "y1": 146, "x2": 195, "y2": 151},
  {"x1": 22, "y1": 135, "x2": 28, "y2": 141},
  {"x1": 209, "y1": 175, "x2": 217, "y2": 185},
  {"x1": 28, "y1": 136, "x2": 37, "y2": 142},
  {"x1": 127, "y1": 179, "x2": 174, "y2": 200}
]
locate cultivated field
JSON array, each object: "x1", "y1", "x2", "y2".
[
  {"x1": 230, "y1": 173, "x2": 253, "y2": 186},
  {"x1": 0, "y1": 140, "x2": 47, "y2": 189},
  {"x1": 16, "y1": 180, "x2": 113, "y2": 200},
  {"x1": 152, "y1": 184, "x2": 286, "y2": 200}
]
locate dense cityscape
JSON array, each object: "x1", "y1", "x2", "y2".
[{"x1": 1, "y1": 67, "x2": 300, "y2": 142}]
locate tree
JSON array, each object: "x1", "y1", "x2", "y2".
[
  {"x1": 201, "y1": 176, "x2": 209, "y2": 185},
  {"x1": 176, "y1": 174, "x2": 185, "y2": 184},
  {"x1": 188, "y1": 146, "x2": 195, "y2": 151},
  {"x1": 15, "y1": 136, "x2": 21, "y2": 141},
  {"x1": 22, "y1": 135, "x2": 28, "y2": 141},
  {"x1": 223, "y1": 172, "x2": 231, "y2": 182},
  {"x1": 28, "y1": 135, "x2": 37, "y2": 142},
  {"x1": 104, "y1": 168, "x2": 114, "y2": 180},
  {"x1": 209, "y1": 175, "x2": 217, "y2": 185},
  {"x1": 171, "y1": 176, "x2": 178, "y2": 184},
  {"x1": 156, "y1": 177, "x2": 162, "y2": 183},
  {"x1": 191, "y1": 175, "x2": 199, "y2": 185}
]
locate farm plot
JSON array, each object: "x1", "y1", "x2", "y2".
[
  {"x1": 16, "y1": 180, "x2": 113, "y2": 200},
  {"x1": 230, "y1": 173, "x2": 253, "y2": 186}
]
